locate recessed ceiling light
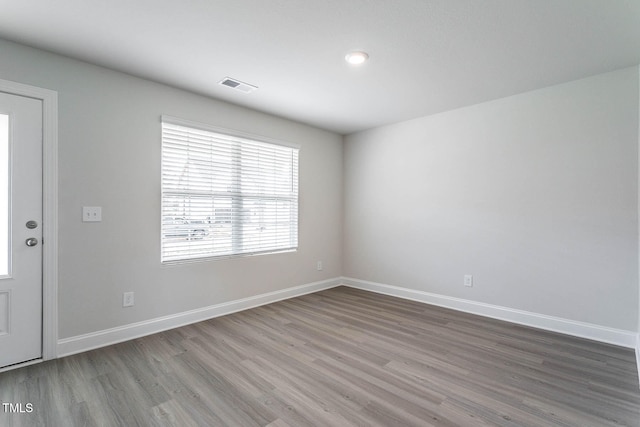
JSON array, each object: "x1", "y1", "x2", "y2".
[{"x1": 345, "y1": 51, "x2": 369, "y2": 65}]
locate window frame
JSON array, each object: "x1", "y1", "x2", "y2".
[{"x1": 160, "y1": 116, "x2": 300, "y2": 264}]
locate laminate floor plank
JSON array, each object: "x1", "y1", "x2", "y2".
[
  {"x1": 246, "y1": 352, "x2": 371, "y2": 426},
  {"x1": 1, "y1": 286, "x2": 639, "y2": 426}
]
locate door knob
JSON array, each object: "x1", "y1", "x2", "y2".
[{"x1": 25, "y1": 237, "x2": 38, "y2": 247}]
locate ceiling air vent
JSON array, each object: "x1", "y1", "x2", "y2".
[{"x1": 219, "y1": 77, "x2": 258, "y2": 94}]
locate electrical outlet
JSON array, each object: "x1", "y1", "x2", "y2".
[
  {"x1": 464, "y1": 275, "x2": 473, "y2": 287},
  {"x1": 123, "y1": 292, "x2": 135, "y2": 307},
  {"x1": 317, "y1": 261, "x2": 323, "y2": 271},
  {"x1": 82, "y1": 206, "x2": 102, "y2": 222}
]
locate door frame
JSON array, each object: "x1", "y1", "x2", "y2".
[{"x1": 0, "y1": 78, "x2": 58, "y2": 365}]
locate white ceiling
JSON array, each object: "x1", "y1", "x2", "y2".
[{"x1": 0, "y1": 0, "x2": 639, "y2": 135}]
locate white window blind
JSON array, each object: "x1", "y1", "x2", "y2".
[{"x1": 161, "y1": 120, "x2": 299, "y2": 263}]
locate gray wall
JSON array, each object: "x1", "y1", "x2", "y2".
[
  {"x1": 344, "y1": 67, "x2": 639, "y2": 331},
  {"x1": 0, "y1": 39, "x2": 343, "y2": 339}
]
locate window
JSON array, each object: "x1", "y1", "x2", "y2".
[{"x1": 161, "y1": 118, "x2": 299, "y2": 263}]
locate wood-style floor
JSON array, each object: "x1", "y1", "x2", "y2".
[{"x1": 1, "y1": 286, "x2": 639, "y2": 426}]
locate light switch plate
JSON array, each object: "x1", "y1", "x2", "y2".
[{"x1": 82, "y1": 206, "x2": 102, "y2": 222}]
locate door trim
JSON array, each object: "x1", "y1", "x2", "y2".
[{"x1": 0, "y1": 78, "x2": 58, "y2": 362}]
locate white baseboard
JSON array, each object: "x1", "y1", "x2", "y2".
[
  {"x1": 57, "y1": 277, "x2": 342, "y2": 357},
  {"x1": 341, "y1": 277, "x2": 638, "y2": 349},
  {"x1": 56, "y1": 276, "x2": 638, "y2": 359}
]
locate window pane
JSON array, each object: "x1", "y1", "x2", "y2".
[
  {"x1": 0, "y1": 115, "x2": 8, "y2": 276},
  {"x1": 240, "y1": 198, "x2": 296, "y2": 253}
]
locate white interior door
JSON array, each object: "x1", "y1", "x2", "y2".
[{"x1": 0, "y1": 91, "x2": 43, "y2": 368}]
